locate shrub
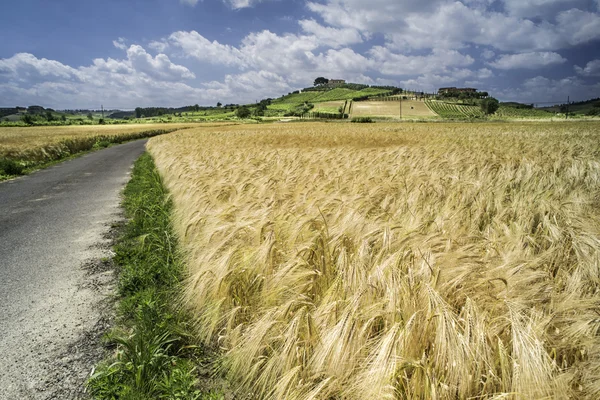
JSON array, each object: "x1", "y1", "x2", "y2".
[
  {"x1": 0, "y1": 158, "x2": 25, "y2": 175},
  {"x1": 236, "y1": 106, "x2": 252, "y2": 119},
  {"x1": 351, "y1": 117, "x2": 373, "y2": 123}
]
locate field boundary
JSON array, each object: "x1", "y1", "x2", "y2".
[{"x1": 86, "y1": 153, "x2": 225, "y2": 399}]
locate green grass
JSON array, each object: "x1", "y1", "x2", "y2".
[{"x1": 87, "y1": 154, "x2": 224, "y2": 400}]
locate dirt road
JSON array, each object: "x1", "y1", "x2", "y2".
[{"x1": 0, "y1": 140, "x2": 147, "y2": 399}]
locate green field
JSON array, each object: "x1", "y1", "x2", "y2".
[
  {"x1": 425, "y1": 100, "x2": 484, "y2": 119},
  {"x1": 495, "y1": 106, "x2": 555, "y2": 119}
]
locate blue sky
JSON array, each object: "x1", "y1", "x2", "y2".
[{"x1": 1, "y1": 0, "x2": 599, "y2": 109}]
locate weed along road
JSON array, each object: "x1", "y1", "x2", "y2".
[{"x1": 0, "y1": 140, "x2": 147, "y2": 399}]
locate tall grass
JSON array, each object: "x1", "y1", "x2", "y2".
[{"x1": 148, "y1": 121, "x2": 600, "y2": 399}]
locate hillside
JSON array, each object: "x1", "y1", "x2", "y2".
[
  {"x1": 269, "y1": 85, "x2": 397, "y2": 111},
  {"x1": 425, "y1": 100, "x2": 484, "y2": 119},
  {"x1": 540, "y1": 98, "x2": 600, "y2": 116}
]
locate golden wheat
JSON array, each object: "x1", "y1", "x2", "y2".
[
  {"x1": 148, "y1": 121, "x2": 600, "y2": 399},
  {"x1": 0, "y1": 123, "x2": 200, "y2": 160}
]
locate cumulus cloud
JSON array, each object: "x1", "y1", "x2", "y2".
[
  {"x1": 0, "y1": 53, "x2": 82, "y2": 82},
  {"x1": 575, "y1": 59, "x2": 600, "y2": 76},
  {"x1": 488, "y1": 52, "x2": 567, "y2": 69},
  {"x1": 0, "y1": 46, "x2": 198, "y2": 108},
  {"x1": 126, "y1": 45, "x2": 195, "y2": 81},
  {"x1": 299, "y1": 19, "x2": 363, "y2": 48},
  {"x1": 307, "y1": 0, "x2": 600, "y2": 52},
  {"x1": 169, "y1": 31, "x2": 245, "y2": 67}
]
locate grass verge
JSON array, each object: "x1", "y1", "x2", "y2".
[{"x1": 87, "y1": 153, "x2": 224, "y2": 400}]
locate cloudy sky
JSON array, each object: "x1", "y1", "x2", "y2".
[{"x1": 1, "y1": 0, "x2": 599, "y2": 109}]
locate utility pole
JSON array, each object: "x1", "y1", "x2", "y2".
[{"x1": 399, "y1": 96, "x2": 402, "y2": 120}]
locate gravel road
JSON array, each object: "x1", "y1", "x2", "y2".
[{"x1": 0, "y1": 140, "x2": 147, "y2": 399}]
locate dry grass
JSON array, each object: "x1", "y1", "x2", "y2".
[
  {"x1": 147, "y1": 121, "x2": 600, "y2": 399},
  {"x1": 0, "y1": 123, "x2": 199, "y2": 160},
  {"x1": 352, "y1": 101, "x2": 438, "y2": 119}
]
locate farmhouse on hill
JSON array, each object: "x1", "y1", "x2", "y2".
[
  {"x1": 327, "y1": 79, "x2": 346, "y2": 87},
  {"x1": 438, "y1": 87, "x2": 478, "y2": 94}
]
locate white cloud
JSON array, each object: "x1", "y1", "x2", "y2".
[
  {"x1": 113, "y1": 38, "x2": 127, "y2": 50},
  {"x1": 0, "y1": 47, "x2": 199, "y2": 108},
  {"x1": 502, "y1": 0, "x2": 591, "y2": 18},
  {"x1": 126, "y1": 45, "x2": 195, "y2": 81},
  {"x1": 299, "y1": 19, "x2": 363, "y2": 48},
  {"x1": 575, "y1": 59, "x2": 600, "y2": 76},
  {"x1": 307, "y1": 0, "x2": 600, "y2": 52},
  {"x1": 369, "y1": 47, "x2": 474, "y2": 76},
  {"x1": 488, "y1": 52, "x2": 567, "y2": 70},
  {"x1": 148, "y1": 40, "x2": 169, "y2": 53},
  {"x1": 202, "y1": 70, "x2": 292, "y2": 102},
  {"x1": 555, "y1": 9, "x2": 600, "y2": 46},
  {"x1": 0, "y1": 53, "x2": 82, "y2": 82},
  {"x1": 169, "y1": 31, "x2": 245, "y2": 67}
]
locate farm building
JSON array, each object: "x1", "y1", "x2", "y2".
[
  {"x1": 327, "y1": 79, "x2": 346, "y2": 87},
  {"x1": 438, "y1": 87, "x2": 478, "y2": 94}
]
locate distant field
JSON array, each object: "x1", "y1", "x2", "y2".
[
  {"x1": 426, "y1": 100, "x2": 484, "y2": 119},
  {"x1": 351, "y1": 100, "x2": 437, "y2": 119},
  {"x1": 312, "y1": 101, "x2": 345, "y2": 113},
  {"x1": 271, "y1": 87, "x2": 391, "y2": 108},
  {"x1": 495, "y1": 106, "x2": 555, "y2": 119},
  {"x1": 148, "y1": 121, "x2": 600, "y2": 400},
  {"x1": 0, "y1": 123, "x2": 197, "y2": 161}
]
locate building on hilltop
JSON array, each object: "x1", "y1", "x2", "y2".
[
  {"x1": 327, "y1": 79, "x2": 346, "y2": 87},
  {"x1": 438, "y1": 87, "x2": 478, "y2": 94}
]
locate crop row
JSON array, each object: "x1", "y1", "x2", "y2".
[{"x1": 425, "y1": 100, "x2": 483, "y2": 119}]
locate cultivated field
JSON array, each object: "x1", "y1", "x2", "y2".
[
  {"x1": 352, "y1": 100, "x2": 437, "y2": 119},
  {"x1": 148, "y1": 121, "x2": 600, "y2": 399},
  {"x1": 0, "y1": 123, "x2": 198, "y2": 161},
  {"x1": 312, "y1": 101, "x2": 345, "y2": 113}
]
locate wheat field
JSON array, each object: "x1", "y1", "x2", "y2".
[
  {"x1": 0, "y1": 123, "x2": 199, "y2": 161},
  {"x1": 352, "y1": 101, "x2": 438, "y2": 119},
  {"x1": 147, "y1": 121, "x2": 600, "y2": 399}
]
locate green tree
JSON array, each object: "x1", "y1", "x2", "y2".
[
  {"x1": 87, "y1": 112, "x2": 93, "y2": 120},
  {"x1": 236, "y1": 106, "x2": 251, "y2": 119},
  {"x1": 314, "y1": 77, "x2": 329, "y2": 86},
  {"x1": 135, "y1": 107, "x2": 143, "y2": 118},
  {"x1": 45, "y1": 110, "x2": 55, "y2": 121},
  {"x1": 217, "y1": 102, "x2": 222, "y2": 107},
  {"x1": 21, "y1": 114, "x2": 34, "y2": 125},
  {"x1": 481, "y1": 97, "x2": 499, "y2": 115},
  {"x1": 61, "y1": 115, "x2": 67, "y2": 122}
]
